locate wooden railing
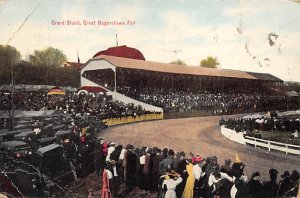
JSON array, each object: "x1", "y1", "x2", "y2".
[
  {"x1": 103, "y1": 113, "x2": 163, "y2": 126},
  {"x1": 220, "y1": 126, "x2": 300, "y2": 155},
  {"x1": 244, "y1": 136, "x2": 300, "y2": 155}
]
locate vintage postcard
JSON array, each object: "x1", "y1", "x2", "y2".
[{"x1": 0, "y1": 0, "x2": 300, "y2": 197}]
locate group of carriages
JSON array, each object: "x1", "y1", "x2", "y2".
[{"x1": 0, "y1": 115, "x2": 107, "y2": 197}]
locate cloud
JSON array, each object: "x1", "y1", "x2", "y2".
[
  {"x1": 1, "y1": 0, "x2": 300, "y2": 82},
  {"x1": 224, "y1": 6, "x2": 257, "y2": 16}
]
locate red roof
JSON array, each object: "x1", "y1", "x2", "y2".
[
  {"x1": 78, "y1": 86, "x2": 107, "y2": 93},
  {"x1": 93, "y1": 45, "x2": 145, "y2": 60}
]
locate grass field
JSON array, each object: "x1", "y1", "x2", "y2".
[{"x1": 260, "y1": 130, "x2": 300, "y2": 145}]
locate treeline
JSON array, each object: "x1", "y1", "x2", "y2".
[
  {"x1": 0, "y1": 45, "x2": 80, "y2": 87},
  {"x1": 0, "y1": 62, "x2": 80, "y2": 87}
]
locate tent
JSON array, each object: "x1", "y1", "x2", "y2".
[
  {"x1": 286, "y1": 90, "x2": 299, "y2": 97},
  {"x1": 47, "y1": 87, "x2": 65, "y2": 95},
  {"x1": 0, "y1": 110, "x2": 69, "y2": 118},
  {"x1": 78, "y1": 86, "x2": 107, "y2": 93}
]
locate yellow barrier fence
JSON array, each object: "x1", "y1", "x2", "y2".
[{"x1": 103, "y1": 113, "x2": 164, "y2": 126}]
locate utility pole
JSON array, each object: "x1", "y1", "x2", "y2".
[{"x1": 10, "y1": 72, "x2": 15, "y2": 130}]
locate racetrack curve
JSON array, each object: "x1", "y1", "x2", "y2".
[{"x1": 101, "y1": 116, "x2": 300, "y2": 180}]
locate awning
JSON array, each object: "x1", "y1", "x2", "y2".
[
  {"x1": 47, "y1": 87, "x2": 65, "y2": 95},
  {"x1": 286, "y1": 90, "x2": 299, "y2": 97}
]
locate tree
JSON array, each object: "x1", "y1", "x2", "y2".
[
  {"x1": 29, "y1": 47, "x2": 67, "y2": 67},
  {"x1": 200, "y1": 56, "x2": 220, "y2": 68},
  {"x1": 170, "y1": 59, "x2": 186, "y2": 65},
  {"x1": 0, "y1": 45, "x2": 21, "y2": 72}
]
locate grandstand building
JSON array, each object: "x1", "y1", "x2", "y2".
[{"x1": 80, "y1": 45, "x2": 284, "y2": 114}]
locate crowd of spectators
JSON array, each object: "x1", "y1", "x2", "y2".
[
  {"x1": 221, "y1": 115, "x2": 300, "y2": 134},
  {"x1": 95, "y1": 139, "x2": 300, "y2": 198},
  {"x1": 1, "y1": 84, "x2": 295, "y2": 117},
  {"x1": 0, "y1": 90, "x2": 150, "y2": 120},
  {"x1": 117, "y1": 86, "x2": 286, "y2": 114}
]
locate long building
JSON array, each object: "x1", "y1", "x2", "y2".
[{"x1": 80, "y1": 45, "x2": 283, "y2": 112}]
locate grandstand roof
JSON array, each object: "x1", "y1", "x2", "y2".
[
  {"x1": 87, "y1": 55, "x2": 282, "y2": 81},
  {"x1": 246, "y1": 72, "x2": 283, "y2": 82},
  {"x1": 93, "y1": 45, "x2": 146, "y2": 60}
]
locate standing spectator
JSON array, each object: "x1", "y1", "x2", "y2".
[
  {"x1": 161, "y1": 169, "x2": 183, "y2": 198},
  {"x1": 248, "y1": 171, "x2": 263, "y2": 198},
  {"x1": 150, "y1": 147, "x2": 162, "y2": 192},
  {"x1": 143, "y1": 148, "x2": 152, "y2": 191},
  {"x1": 231, "y1": 154, "x2": 245, "y2": 179},
  {"x1": 106, "y1": 142, "x2": 116, "y2": 162},
  {"x1": 94, "y1": 141, "x2": 103, "y2": 177},
  {"x1": 231, "y1": 174, "x2": 248, "y2": 198},
  {"x1": 175, "y1": 158, "x2": 189, "y2": 198},
  {"x1": 277, "y1": 171, "x2": 291, "y2": 197},
  {"x1": 192, "y1": 155, "x2": 204, "y2": 198},
  {"x1": 263, "y1": 168, "x2": 279, "y2": 198},
  {"x1": 220, "y1": 159, "x2": 232, "y2": 176},
  {"x1": 118, "y1": 146, "x2": 127, "y2": 183},
  {"x1": 124, "y1": 147, "x2": 137, "y2": 192},
  {"x1": 159, "y1": 149, "x2": 175, "y2": 175},
  {"x1": 107, "y1": 160, "x2": 119, "y2": 197},
  {"x1": 138, "y1": 148, "x2": 146, "y2": 190},
  {"x1": 101, "y1": 163, "x2": 113, "y2": 198},
  {"x1": 277, "y1": 170, "x2": 300, "y2": 197},
  {"x1": 181, "y1": 161, "x2": 195, "y2": 198}
]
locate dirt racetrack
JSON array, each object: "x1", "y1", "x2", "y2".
[{"x1": 101, "y1": 115, "x2": 300, "y2": 180}]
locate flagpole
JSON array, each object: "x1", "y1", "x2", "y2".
[
  {"x1": 114, "y1": 68, "x2": 117, "y2": 102},
  {"x1": 116, "y1": 34, "x2": 118, "y2": 47},
  {"x1": 77, "y1": 49, "x2": 80, "y2": 63}
]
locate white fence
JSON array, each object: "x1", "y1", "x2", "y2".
[
  {"x1": 220, "y1": 125, "x2": 245, "y2": 145},
  {"x1": 220, "y1": 126, "x2": 300, "y2": 155},
  {"x1": 244, "y1": 136, "x2": 300, "y2": 155}
]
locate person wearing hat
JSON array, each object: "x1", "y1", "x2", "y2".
[
  {"x1": 159, "y1": 149, "x2": 175, "y2": 176},
  {"x1": 94, "y1": 140, "x2": 104, "y2": 177},
  {"x1": 263, "y1": 168, "x2": 279, "y2": 198},
  {"x1": 277, "y1": 170, "x2": 291, "y2": 197},
  {"x1": 161, "y1": 168, "x2": 183, "y2": 198},
  {"x1": 231, "y1": 154, "x2": 245, "y2": 179},
  {"x1": 107, "y1": 158, "x2": 120, "y2": 197},
  {"x1": 248, "y1": 171, "x2": 263, "y2": 198},
  {"x1": 181, "y1": 160, "x2": 196, "y2": 198},
  {"x1": 150, "y1": 147, "x2": 162, "y2": 192},
  {"x1": 106, "y1": 142, "x2": 116, "y2": 162},
  {"x1": 101, "y1": 163, "x2": 113, "y2": 198},
  {"x1": 208, "y1": 164, "x2": 234, "y2": 197},
  {"x1": 123, "y1": 146, "x2": 137, "y2": 192},
  {"x1": 231, "y1": 173, "x2": 248, "y2": 198},
  {"x1": 143, "y1": 148, "x2": 152, "y2": 191},
  {"x1": 277, "y1": 170, "x2": 299, "y2": 197},
  {"x1": 192, "y1": 155, "x2": 205, "y2": 198},
  {"x1": 287, "y1": 170, "x2": 300, "y2": 197},
  {"x1": 220, "y1": 159, "x2": 232, "y2": 176}
]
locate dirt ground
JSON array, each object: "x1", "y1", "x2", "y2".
[{"x1": 101, "y1": 115, "x2": 300, "y2": 181}]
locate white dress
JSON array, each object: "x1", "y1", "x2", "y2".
[{"x1": 162, "y1": 176, "x2": 183, "y2": 198}]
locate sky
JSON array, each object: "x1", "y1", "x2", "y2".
[{"x1": 0, "y1": 0, "x2": 300, "y2": 82}]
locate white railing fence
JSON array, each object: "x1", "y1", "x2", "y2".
[
  {"x1": 244, "y1": 136, "x2": 300, "y2": 155},
  {"x1": 220, "y1": 126, "x2": 300, "y2": 155}
]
